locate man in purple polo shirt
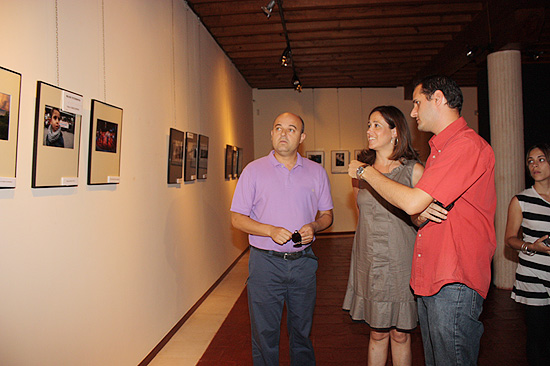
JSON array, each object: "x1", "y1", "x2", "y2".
[{"x1": 231, "y1": 112, "x2": 333, "y2": 366}]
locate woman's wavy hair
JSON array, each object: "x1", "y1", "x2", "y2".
[{"x1": 357, "y1": 105, "x2": 420, "y2": 165}]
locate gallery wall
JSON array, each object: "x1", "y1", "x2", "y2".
[
  {"x1": 253, "y1": 87, "x2": 479, "y2": 232},
  {"x1": 0, "y1": 1, "x2": 252, "y2": 365}
]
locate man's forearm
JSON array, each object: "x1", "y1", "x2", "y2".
[
  {"x1": 360, "y1": 166, "x2": 432, "y2": 215},
  {"x1": 311, "y1": 210, "x2": 333, "y2": 233},
  {"x1": 231, "y1": 212, "x2": 274, "y2": 237}
]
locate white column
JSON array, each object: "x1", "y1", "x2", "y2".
[{"x1": 488, "y1": 49, "x2": 525, "y2": 289}]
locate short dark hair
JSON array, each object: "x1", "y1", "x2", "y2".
[
  {"x1": 415, "y1": 75, "x2": 463, "y2": 113},
  {"x1": 358, "y1": 105, "x2": 420, "y2": 165},
  {"x1": 526, "y1": 143, "x2": 550, "y2": 166},
  {"x1": 298, "y1": 115, "x2": 305, "y2": 134}
]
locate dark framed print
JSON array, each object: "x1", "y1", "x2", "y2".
[
  {"x1": 231, "y1": 146, "x2": 238, "y2": 178},
  {"x1": 88, "y1": 99, "x2": 123, "y2": 185},
  {"x1": 197, "y1": 134, "x2": 209, "y2": 179},
  {"x1": 306, "y1": 150, "x2": 325, "y2": 167},
  {"x1": 0, "y1": 66, "x2": 21, "y2": 188},
  {"x1": 236, "y1": 147, "x2": 244, "y2": 177},
  {"x1": 225, "y1": 144, "x2": 233, "y2": 180},
  {"x1": 331, "y1": 150, "x2": 349, "y2": 174},
  {"x1": 32, "y1": 81, "x2": 82, "y2": 188},
  {"x1": 184, "y1": 132, "x2": 198, "y2": 182},
  {"x1": 168, "y1": 128, "x2": 184, "y2": 184}
]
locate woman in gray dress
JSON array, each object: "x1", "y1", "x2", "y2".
[{"x1": 343, "y1": 105, "x2": 423, "y2": 366}]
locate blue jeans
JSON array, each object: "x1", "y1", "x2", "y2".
[
  {"x1": 247, "y1": 246, "x2": 318, "y2": 366},
  {"x1": 417, "y1": 283, "x2": 484, "y2": 366}
]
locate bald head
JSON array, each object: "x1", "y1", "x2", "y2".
[{"x1": 273, "y1": 113, "x2": 304, "y2": 134}]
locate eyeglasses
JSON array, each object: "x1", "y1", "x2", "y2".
[{"x1": 291, "y1": 231, "x2": 303, "y2": 248}]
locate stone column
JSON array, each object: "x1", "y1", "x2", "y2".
[{"x1": 488, "y1": 49, "x2": 525, "y2": 289}]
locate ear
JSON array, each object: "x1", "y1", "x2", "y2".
[
  {"x1": 433, "y1": 90, "x2": 446, "y2": 107},
  {"x1": 391, "y1": 128, "x2": 397, "y2": 139},
  {"x1": 299, "y1": 133, "x2": 306, "y2": 144}
]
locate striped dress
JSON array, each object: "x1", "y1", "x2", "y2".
[{"x1": 511, "y1": 187, "x2": 550, "y2": 306}]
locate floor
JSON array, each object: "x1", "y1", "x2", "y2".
[
  {"x1": 148, "y1": 251, "x2": 249, "y2": 366},
  {"x1": 148, "y1": 235, "x2": 528, "y2": 366}
]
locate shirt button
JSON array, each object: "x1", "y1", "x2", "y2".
[
  {"x1": 418, "y1": 254, "x2": 421, "y2": 257},
  {"x1": 432, "y1": 155, "x2": 436, "y2": 159},
  {"x1": 438, "y1": 150, "x2": 441, "y2": 152},
  {"x1": 418, "y1": 233, "x2": 422, "y2": 237}
]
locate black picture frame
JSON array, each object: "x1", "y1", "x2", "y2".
[
  {"x1": 88, "y1": 99, "x2": 123, "y2": 185},
  {"x1": 197, "y1": 135, "x2": 209, "y2": 179},
  {"x1": 167, "y1": 128, "x2": 185, "y2": 184},
  {"x1": 231, "y1": 146, "x2": 238, "y2": 178},
  {"x1": 184, "y1": 132, "x2": 198, "y2": 182},
  {"x1": 32, "y1": 81, "x2": 82, "y2": 188},
  {"x1": 225, "y1": 144, "x2": 233, "y2": 180}
]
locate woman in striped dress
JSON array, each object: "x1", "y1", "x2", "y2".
[{"x1": 505, "y1": 143, "x2": 550, "y2": 366}]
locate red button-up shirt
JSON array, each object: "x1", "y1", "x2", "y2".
[{"x1": 413, "y1": 117, "x2": 496, "y2": 298}]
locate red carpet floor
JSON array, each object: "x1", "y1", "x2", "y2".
[{"x1": 198, "y1": 235, "x2": 527, "y2": 365}]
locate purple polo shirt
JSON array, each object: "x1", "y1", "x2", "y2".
[{"x1": 230, "y1": 150, "x2": 333, "y2": 252}]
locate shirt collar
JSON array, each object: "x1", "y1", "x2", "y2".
[
  {"x1": 268, "y1": 150, "x2": 303, "y2": 168},
  {"x1": 430, "y1": 117, "x2": 468, "y2": 151}
]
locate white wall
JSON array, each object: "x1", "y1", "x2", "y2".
[
  {"x1": 253, "y1": 87, "x2": 478, "y2": 232},
  {"x1": 0, "y1": 1, "x2": 252, "y2": 365}
]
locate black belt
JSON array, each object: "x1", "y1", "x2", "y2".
[{"x1": 251, "y1": 246, "x2": 318, "y2": 261}]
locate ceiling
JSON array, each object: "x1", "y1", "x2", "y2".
[{"x1": 185, "y1": 0, "x2": 549, "y2": 93}]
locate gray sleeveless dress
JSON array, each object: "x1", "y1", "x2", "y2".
[{"x1": 343, "y1": 160, "x2": 418, "y2": 330}]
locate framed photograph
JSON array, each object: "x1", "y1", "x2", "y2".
[
  {"x1": 88, "y1": 99, "x2": 123, "y2": 185},
  {"x1": 184, "y1": 132, "x2": 198, "y2": 182},
  {"x1": 0, "y1": 66, "x2": 21, "y2": 188},
  {"x1": 225, "y1": 144, "x2": 233, "y2": 180},
  {"x1": 32, "y1": 81, "x2": 82, "y2": 188},
  {"x1": 306, "y1": 150, "x2": 324, "y2": 167},
  {"x1": 236, "y1": 147, "x2": 244, "y2": 177},
  {"x1": 197, "y1": 135, "x2": 209, "y2": 179},
  {"x1": 331, "y1": 150, "x2": 349, "y2": 174},
  {"x1": 231, "y1": 146, "x2": 238, "y2": 178},
  {"x1": 167, "y1": 128, "x2": 184, "y2": 184}
]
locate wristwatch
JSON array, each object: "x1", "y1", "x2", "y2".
[{"x1": 356, "y1": 165, "x2": 366, "y2": 179}]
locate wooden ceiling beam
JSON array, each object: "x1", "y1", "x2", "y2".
[
  {"x1": 209, "y1": 20, "x2": 462, "y2": 37},
  {"x1": 189, "y1": 0, "x2": 483, "y2": 16},
  {"x1": 201, "y1": 8, "x2": 478, "y2": 27},
  {"x1": 218, "y1": 32, "x2": 453, "y2": 46},
  {"x1": 228, "y1": 47, "x2": 439, "y2": 59},
  {"x1": 225, "y1": 38, "x2": 446, "y2": 53}
]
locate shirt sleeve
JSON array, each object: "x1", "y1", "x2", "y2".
[
  {"x1": 230, "y1": 165, "x2": 255, "y2": 216},
  {"x1": 415, "y1": 137, "x2": 493, "y2": 206}
]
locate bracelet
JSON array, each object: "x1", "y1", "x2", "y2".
[{"x1": 521, "y1": 241, "x2": 536, "y2": 256}]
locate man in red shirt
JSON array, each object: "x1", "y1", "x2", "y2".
[{"x1": 349, "y1": 75, "x2": 496, "y2": 366}]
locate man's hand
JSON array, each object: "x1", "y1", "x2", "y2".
[
  {"x1": 269, "y1": 226, "x2": 293, "y2": 245},
  {"x1": 298, "y1": 223, "x2": 315, "y2": 245},
  {"x1": 413, "y1": 201, "x2": 448, "y2": 227}
]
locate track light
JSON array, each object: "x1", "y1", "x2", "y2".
[
  {"x1": 261, "y1": 0, "x2": 276, "y2": 18},
  {"x1": 292, "y1": 73, "x2": 302, "y2": 92},
  {"x1": 280, "y1": 46, "x2": 292, "y2": 67},
  {"x1": 466, "y1": 45, "x2": 478, "y2": 59},
  {"x1": 527, "y1": 50, "x2": 543, "y2": 61}
]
